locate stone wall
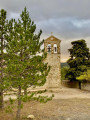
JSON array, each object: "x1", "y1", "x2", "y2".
[
  {"x1": 62, "y1": 80, "x2": 79, "y2": 88},
  {"x1": 44, "y1": 54, "x2": 61, "y2": 88},
  {"x1": 81, "y1": 82, "x2": 90, "y2": 91},
  {"x1": 62, "y1": 80, "x2": 90, "y2": 91}
]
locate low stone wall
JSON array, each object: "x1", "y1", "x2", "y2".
[
  {"x1": 62, "y1": 80, "x2": 79, "y2": 88},
  {"x1": 44, "y1": 54, "x2": 61, "y2": 88},
  {"x1": 62, "y1": 80, "x2": 90, "y2": 91},
  {"x1": 81, "y1": 82, "x2": 90, "y2": 91}
]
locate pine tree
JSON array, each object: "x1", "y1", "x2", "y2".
[
  {"x1": 7, "y1": 7, "x2": 50, "y2": 119},
  {"x1": 0, "y1": 9, "x2": 9, "y2": 109},
  {"x1": 65, "y1": 40, "x2": 90, "y2": 81}
]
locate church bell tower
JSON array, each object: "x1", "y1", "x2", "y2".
[{"x1": 44, "y1": 34, "x2": 61, "y2": 88}]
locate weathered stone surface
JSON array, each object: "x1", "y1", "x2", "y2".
[{"x1": 44, "y1": 35, "x2": 61, "y2": 88}]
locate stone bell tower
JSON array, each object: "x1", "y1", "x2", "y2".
[{"x1": 44, "y1": 34, "x2": 61, "y2": 88}]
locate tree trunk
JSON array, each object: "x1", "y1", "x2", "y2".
[{"x1": 16, "y1": 85, "x2": 21, "y2": 119}]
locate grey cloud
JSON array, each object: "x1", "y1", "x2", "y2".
[
  {"x1": 0, "y1": 0, "x2": 90, "y2": 20},
  {"x1": 0, "y1": 0, "x2": 90, "y2": 62},
  {"x1": 1, "y1": 0, "x2": 90, "y2": 38},
  {"x1": 37, "y1": 17, "x2": 90, "y2": 39}
]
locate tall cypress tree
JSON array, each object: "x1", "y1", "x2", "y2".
[{"x1": 7, "y1": 7, "x2": 50, "y2": 119}]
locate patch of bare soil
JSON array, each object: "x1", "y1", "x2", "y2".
[
  {"x1": 21, "y1": 98, "x2": 90, "y2": 120},
  {"x1": 1, "y1": 88, "x2": 90, "y2": 120}
]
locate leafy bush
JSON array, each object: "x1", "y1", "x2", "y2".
[
  {"x1": 61, "y1": 67, "x2": 69, "y2": 80},
  {"x1": 77, "y1": 68, "x2": 90, "y2": 81}
]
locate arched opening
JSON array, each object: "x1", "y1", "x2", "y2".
[
  {"x1": 54, "y1": 44, "x2": 57, "y2": 53},
  {"x1": 47, "y1": 44, "x2": 51, "y2": 53}
]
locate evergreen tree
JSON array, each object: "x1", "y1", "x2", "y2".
[
  {"x1": 0, "y1": 9, "x2": 9, "y2": 109},
  {"x1": 7, "y1": 7, "x2": 50, "y2": 119},
  {"x1": 65, "y1": 40, "x2": 90, "y2": 81}
]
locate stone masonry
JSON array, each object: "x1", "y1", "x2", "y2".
[{"x1": 44, "y1": 35, "x2": 61, "y2": 88}]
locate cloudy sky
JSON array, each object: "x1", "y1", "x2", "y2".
[{"x1": 0, "y1": 0, "x2": 90, "y2": 62}]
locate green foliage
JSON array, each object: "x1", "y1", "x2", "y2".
[
  {"x1": 4, "y1": 7, "x2": 50, "y2": 119},
  {"x1": 21, "y1": 92, "x2": 54, "y2": 103},
  {"x1": 66, "y1": 40, "x2": 90, "y2": 81},
  {"x1": 20, "y1": 104, "x2": 23, "y2": 109},
  {"x1": 6, "y1": 7, "x2": 50, "y2": 90},
  {"x1": 9, "y1": 98, "x2": 15, "y2": 105},
  {"x1": 61, "y1": 66, "x2": 69, "y2": 80},
  {"x1": 36, "y1": 89, "x2": 47, "y2": 94},
  {"x1": 0, "y1": 7, "x2": 51, "y2": 119},
  {"x1": 5, "y1": 106, "x2": 13, "y2": 113},
  {"x1": 77, "y1": 68, "x2": 90, "y2": 81},
  {"x1": 21, "y1": 93, "x2": 35, "y2": 102},
  {"x1": 0, "y1": 9, "x2": 11, "y2": 109},
  {"x1": 32, "y1": 94, "x2": 54, "y2": 103}
]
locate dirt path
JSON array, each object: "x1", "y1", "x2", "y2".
[
  {"x1": 4, "y1": 87, "x2": 90, "y2": 101},
  {"x1": 30, "y1": 98, "x2": 90, "y2": 120},
  {"x1": 2, "y1": 87, "x2": 90, "y2": 120},
  {"x1": 41, "y1": 87, "x2": 90, "y2": 99}
]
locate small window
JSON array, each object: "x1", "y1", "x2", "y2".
[
  {"x1": 47, "y1": 44, "x2": 51, "y2": 53},
  {"x1": 54, "y1": 44, "x2": 57, "y2": 53}
]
